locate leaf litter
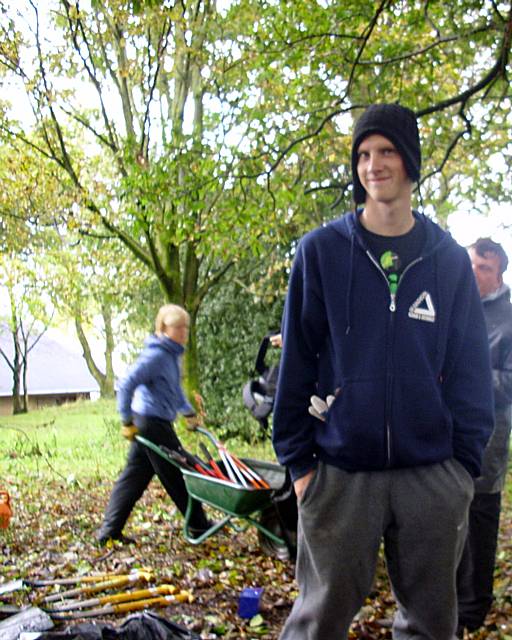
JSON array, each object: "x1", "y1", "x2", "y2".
[{"x1": 1, "y1": 476, "x2": 511, "y2": 639}]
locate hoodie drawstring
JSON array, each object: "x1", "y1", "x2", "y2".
[
  {"x1": 434, "y1": 254, "x2": 442, "y2": 367},
  {"x1": 345, "y1": 232, "x2": 355, "y2": 335}
]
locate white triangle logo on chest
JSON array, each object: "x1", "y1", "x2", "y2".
[{"x1": 408, "y1": 291, "x2": 436, "y2": 323}]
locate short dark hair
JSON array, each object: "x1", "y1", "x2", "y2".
[{"x1": 470, "y1": 237, "x2": 509, "y2": 275}]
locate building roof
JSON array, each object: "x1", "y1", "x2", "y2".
[{"x1": 0, "y1": 328, "x2": 100, "y2": 397}]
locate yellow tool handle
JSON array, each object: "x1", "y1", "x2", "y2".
[
  {"x1": 30, "y1": 569, "x2": 153, "y2": 587},
  {"x1": 50, "y1": 591, "x2": 193, "y2": 618},
  {"x1": 42, "y1": 576, "x2": 130, "y2": 602},
  {"x1": 35, "y1": 573, "x2": 130, "y2": 586},
  {"x1": 87, "y1": 572, "x2": 153, "y2": 594},
  {"x1": 112, "y1": 592, "x2": 192, "y2": 613},
  {"x1": 48, "y1": 584, "x2": 178, "y2": 612},
  {"x1": 42, "y1": 571, "x2": 152, "y2": 602},
  {"x1": 98, "y1": 584, "x2": 176, "y2": 605}
]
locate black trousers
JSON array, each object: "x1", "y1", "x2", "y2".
[
  {"x1": 98, "y1": 414, "x2": 209, "y2": 538},
  {"x1": 456, "y1": 491, "x2": 502, "y2": 631}
]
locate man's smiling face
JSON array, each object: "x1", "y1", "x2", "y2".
[{"x1": 357, "y1": 133, "x2": 412, "y2": 205}]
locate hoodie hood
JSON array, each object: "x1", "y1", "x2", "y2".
[
  {"x1": 328, "y1": 210, "x2": 456, "y2": 335},
  {"x1": 144, "y1": 334, "x2": 185, "y2": 356},
  {"x1": 481, "y1": 282, "x2": 510, "y2": 304},
  {"x1": 330, "y1": 209, "x2": 454, "y2": 256}
]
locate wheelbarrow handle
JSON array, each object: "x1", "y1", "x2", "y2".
[
  {"x1": 195, "y1": 426, "x2": 219, "y2": 448},
  {"x1": 136, "y1": 435, "x2": 214, "y2": 478}
]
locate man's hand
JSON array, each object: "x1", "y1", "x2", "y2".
[
  {"x1": 294, "y1": 469, "x2": 316, "y2": 502},
  {"x1": 308, "y1": 394, "x2": 335, "y2": 421},
  {"x1": 184, "y1": 413, "x2": 203, "y2": 431},
  {"x1": 120, "y1": 423, "x2": 138, "y2": 441}
]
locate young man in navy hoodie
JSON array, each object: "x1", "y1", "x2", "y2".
[{"x1": 272, "y1": 104, "x2": 494, "y2": 640}]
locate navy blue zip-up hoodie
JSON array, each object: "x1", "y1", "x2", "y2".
[{"x1": 272, "y1": 211, "x2": 494, "y2": 481}]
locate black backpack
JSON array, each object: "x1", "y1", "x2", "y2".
[
  {"x1": 243, "y1": 333, "x2": 298, "y2": 559},
  {"x1": 242, "y1": 333, "x2": 280, "y2": 432}
]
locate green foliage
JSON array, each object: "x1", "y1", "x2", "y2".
[
  {"x1": 1, "y1": 0, "x2": 512, "y2": 419},
  {"x1": 91, "y1": 0, "x2": 165, "y2": 13},
  {"x1": 197, "y1": 278, "x2": 284, "y2": 443}
]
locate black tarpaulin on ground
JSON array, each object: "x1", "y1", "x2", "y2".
[{"x1": 35, "y1": 611, "x2": 201, "y2": 640}]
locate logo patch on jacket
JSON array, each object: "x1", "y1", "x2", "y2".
[{"x1": 408, "y1": 291, "x2": 436, "y2": 323}]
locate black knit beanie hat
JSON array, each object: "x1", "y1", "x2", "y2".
[{"x1": 351, "y1": 103, "x2": 421, "y2": 204}]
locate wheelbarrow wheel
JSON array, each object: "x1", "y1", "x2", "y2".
[{"x1": 257, "y1": 506, "x2": 295, "y2": 561}]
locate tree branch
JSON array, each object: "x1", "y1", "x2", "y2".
[
  {"x1": 194, "y1": 259, "x2": 234, "y2": 306},
  {"x1": 344, "y1": 0, "x2": 389, "y2": 96},
  {"x1": 60, "y1": 0, "x2": 121, "y2": 154},
  {"x1": 83, "y1": 199, "x2": 153, "y2": 268},
  {"x1": 417, "y1": 5, "x2": 512, "y2": 116},
  {"x1": 139, "y1": 17, "x2": 173, "y2": 160},
  {"x1": 59, "y1": 105, "x2": 119, "y2": 156},
  {"x1": 30, "y1": 0, "x2": 82, "y2": 187},
  {"x1": 420, "y1": 104, "x2": 472, "y2": 183},
  {"x1": 357, "y1": 24, "x2": 492, "y2": 66}
]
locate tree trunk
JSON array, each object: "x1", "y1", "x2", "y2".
[
  {"x1": 10, "y1": 312, "x2": 24, "y2": 415},
  {"x1": 21, "y1": 352, "x2": 29, "y2": 413},
  {"x1": 11, "y1": 358, "x2": 23, "y2": 415},
  {"x1": 100, "y1": 302, "x2": 116, "y2": 398},
  {"x1": 183, "y1": 312, "x2": 199, "y2": 400},
  {"x1": 74, "y1": 314, "x2": 114, "y2": 399}
]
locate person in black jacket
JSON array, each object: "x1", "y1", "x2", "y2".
[
  {"x1": 457, "y1": 238, "x2": 512, "y2": 637},
  {"x1": 272, "y1": 104, "x2": 494, "y2": 640}
]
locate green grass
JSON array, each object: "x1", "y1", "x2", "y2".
[
  {"x1": 0, "y1": 399, "x2": 276, "y2": 485},
  {"x1": 0, "y1": 399, "x2": 122, "y2": 482},
  {"x1": 7, "y1": 397, "x2": 507, "y2": 493}
]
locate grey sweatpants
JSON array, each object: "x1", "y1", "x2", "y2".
[{"x1": 279, "y1": 460, "x2": 474, "y2": 640}]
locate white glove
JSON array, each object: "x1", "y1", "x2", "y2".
[{"x1": 308, "y1": 394, "x2": 335, "y2": 422}]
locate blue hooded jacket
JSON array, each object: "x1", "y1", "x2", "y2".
[
  {"x1": 272, "y1": 211, "x2": 494, "y2": 481},
  {"x1": 117, "y1": 335, "x2": 193, "y2": 424}
]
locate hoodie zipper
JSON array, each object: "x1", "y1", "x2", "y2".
[
  {"x1": 366, "y1": 251, "x2": 424, "y2": 465},
  {"x1": 366, "y1": 252, "x2": 423, "y2": 311}
]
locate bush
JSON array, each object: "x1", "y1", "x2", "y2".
[{"x1": 197, "y1": 280, "x2": 283, "y2": 443}]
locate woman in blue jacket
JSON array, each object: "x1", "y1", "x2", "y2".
[{"x1": 96, "y1": 304, "x2": 211, "y2": 545}]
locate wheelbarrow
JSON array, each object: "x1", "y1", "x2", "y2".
[{"x1": 135, "y1": 429, "x2": 296, "y2": 560}]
